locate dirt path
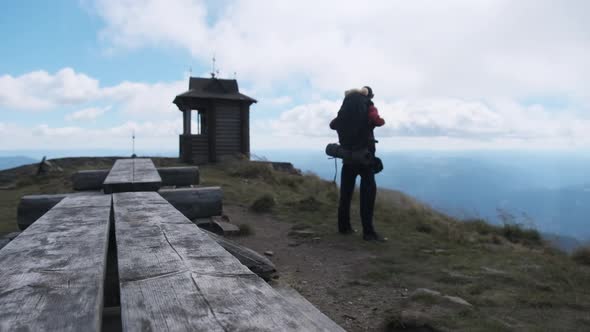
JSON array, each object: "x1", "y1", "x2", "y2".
[{"x1": 224, "y1": 204, "x2": 404, "y2": 332}]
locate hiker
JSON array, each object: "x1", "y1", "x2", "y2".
[{"x1": 329, "y1": 86, "x2": 386, "y2": 242}]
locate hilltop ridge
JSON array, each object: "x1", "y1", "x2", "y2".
[{"x1": 1, "y1": 157, "x2": 590, "y2": 331}]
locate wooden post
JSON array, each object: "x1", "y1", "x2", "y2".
[
  {"x1": 208, "y1": 104, "x2": 217, "y2": 163},
  {"x1": 183, "y1": 109, "x2": 191, "y2": 135},
  {"x1": 240, "y1": 102, "x2": 250, "y2": 157}
]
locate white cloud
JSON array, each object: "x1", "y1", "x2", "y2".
[
  {"x1": 260, "y1": 98, "x2": 590, "y2": 150},
  {"x1": 0, "y1": 68, "x2": 101, "y2": 110},
  {"x1": 65, "y1": 106, "x2": 111, "y2": 121},
  {"x1": 91, "y1": 0, "x2": 590, "y2": 102},
  {"x1": 102, "y1": 80, "x2": 187, "y2": 117},
  {"x1": 263, "y1": 96, "x2": 293, "y2": 107},
  {"x1": 0, "y1": 68, "x2": 185, "y2": 119},
  {"x1": 3, "y1": 1, "x2": 590, "y2": 151},
  {"x1": 1, "y1": 120, "x2": 183, "y2": 150}
]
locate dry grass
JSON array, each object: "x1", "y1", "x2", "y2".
[
  {"x1": 2, "y1": 157, "x2": 590, "y2": 331},
  {"x1": 572, "y1": 246, "x2": 590, "y2": 266},
  {"x1": 250, "y1": 193, "x2": 276, "y2": 213}
]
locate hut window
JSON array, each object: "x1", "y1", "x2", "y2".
[{"x1": 192, "y1": 110, "x2": 207, "y2": 135}]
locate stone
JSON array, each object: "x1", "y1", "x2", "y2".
[
  {"x1": 264, "y1": 251, "x2": 274, "y2": 257},
  {"x1": 481, "y1": 266, "x2": 508, "y2": 275},
  {"x1": 411, "y1": 288, "x2": 441, "y2": 297},
  {"x1": 36, "y1": 157, "x2": 63, "y2": 175},
  {"x1": 211, "y1": 216, "x2": 240, "y2": 236},
  {"x1": 443, "y1": 295, "x2": 472, "y2": 307}
]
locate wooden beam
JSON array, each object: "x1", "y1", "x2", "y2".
[
  {"x1": 112, "y1": 192, "x2": 344, "y2": 331},
  {"x1": 16, "y1": 186, "x2": 216, "y2": 231},
  {"x1": 73, "y1": 167, "x2": 199, "y2": 191},
  {"x1": 157, "y1": 166, "x2": 200, "y2": 186},
  {"x1": 72, "y1": 169, "x2": 110, "y2": 191},
  {"x1": 158, "y1": 187, "x2": 222, "y2": 220},
  {"x1": 103, "y1": 159, "x2": 162, "y2": 194},
  {"x1": 0, "y1": 195, "x2": 112, "y2": 331}
]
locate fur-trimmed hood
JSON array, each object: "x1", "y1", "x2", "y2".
[{"x1": 344, "y1": 87, "x2": 369, "y2": 97}]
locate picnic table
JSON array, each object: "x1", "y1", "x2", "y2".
[{"x1": 0, "y1": 159, "x2": 344, "y2": 331}]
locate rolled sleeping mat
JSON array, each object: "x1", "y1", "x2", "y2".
[{"x1": 325, "y1": 143, "x2": 373, "y2": 166}]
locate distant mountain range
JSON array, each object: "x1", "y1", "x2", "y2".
[
  {"x1": 255, "y1": 149, "x2": 590, "y2": 244},
  {"x1": 2, "y1": 149, "x2": 589, "y2": 247},
  {"x1": 0, "y1": 156, "x2": 38, "y2": 171}
]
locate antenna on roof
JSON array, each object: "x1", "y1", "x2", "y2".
[
  {"x1": 233, "y1": 71, "x2": 237, "y2": 79},
  {"x1": 211, "y1": 56, "x2": 217, "y2": 78},
  {"x1": 131, "y1": 130, "x2": 136, "y2": 158}
]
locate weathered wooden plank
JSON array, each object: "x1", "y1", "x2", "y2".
[
  {"x1": 113, "y1": 192, "x2": 344, "y2": 331},
  {"x1": 103, "y1": 159, "x2": 162, "y2": 194},
  {"x1": 273, "y1": 283, "x2": 346, "y2": 332},
  {"x1": 0, "y1": 195, "x2": 112, "y2": 332},
  {"x1": 200, "y1": 228, "x2": 276, "y2": 280},
  {"x1": 17, "y1": 192, "x2": 103, "y2": 230}
]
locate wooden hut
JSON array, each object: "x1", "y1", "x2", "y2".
[{"x1": 173, "y1": 77, "x2": 257, "y2": 164}]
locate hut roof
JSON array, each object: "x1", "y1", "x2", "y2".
[{"x1": 173, "y1": 77, "x2": 257, "y2": 108}]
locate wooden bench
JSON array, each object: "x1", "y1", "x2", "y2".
[
  {"x1": 0, "y1": 195, "x2": 112, "y2": 331},
  {"x1": 17, "y1": 188, "x2": 223, "y2": 231},
  {"x1": 113, "y1": 192, "x2": 344, "y2": 331},
  {"x1": 103, "y1": 159, "x2": 162, "y2": 194},
  {"x1": 73, "y1": 167, "x2": 200, "y2": 191}
]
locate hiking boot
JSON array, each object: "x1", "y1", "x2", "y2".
[{"x1": 363, "y1": 232, "x2": 388, "y2": 242}]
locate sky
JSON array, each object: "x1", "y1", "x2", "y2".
[{"x1": 0, "y1": 0, "x2": 589, "y2": 153}]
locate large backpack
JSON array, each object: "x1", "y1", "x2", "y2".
[{"x1": 334, "y1": 92, "x2": 370, "y2": 150}]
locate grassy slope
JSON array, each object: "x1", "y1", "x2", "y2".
[{"x1": 1, "y1": 157, "x2": 590, "y2": 331}]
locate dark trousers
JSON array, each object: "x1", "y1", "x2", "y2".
[{"x1": 338, "y1": 162, "x2": 377, "y2": 235}]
